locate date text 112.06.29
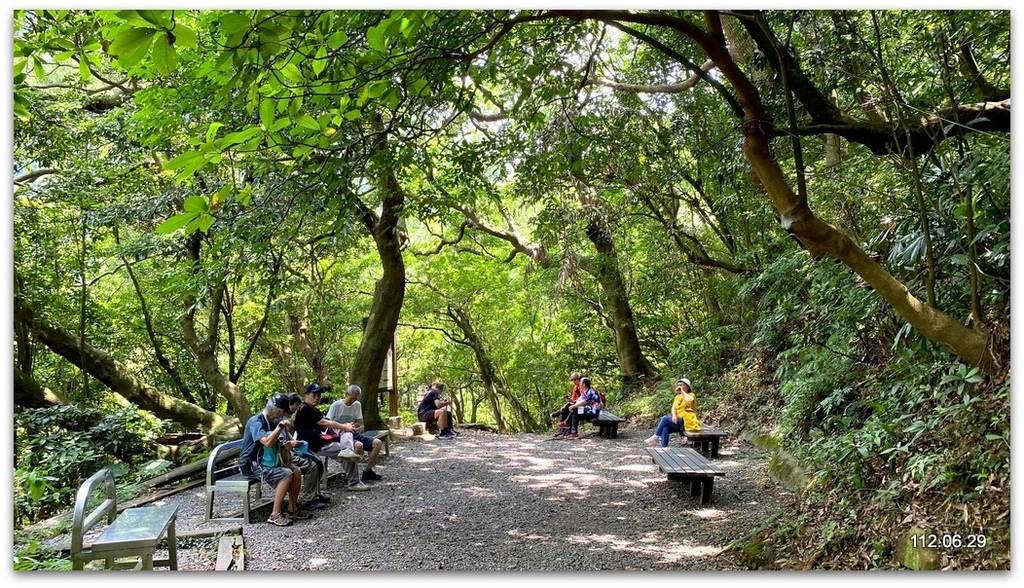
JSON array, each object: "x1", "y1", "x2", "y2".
[{"x1": 909, "y1": 533, "x2": 987, "y2": 549}]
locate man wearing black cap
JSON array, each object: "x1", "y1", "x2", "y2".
[
  {"x1": 239, "y1": 394, "x2": 313, "y2": 526},
  {"x1": 295, "y1": 383, "x2": 371, "y2": 491}
]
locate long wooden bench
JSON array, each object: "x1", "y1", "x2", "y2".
[
  {"x1": 678, "y1": 425, "x2": 729, "y2": 458},
  {"x1": 204, "y1": 439, "x2": 270, "y2": 524},
  {"x1": 72, "y1": 468, "x2": 179, "y2": 570},
  {"x1": 646, "y1": 446, "x2": 726, "y2": 506},
  {"x1": 586, "y1": 410, "x2": 626, "y2": 438}
]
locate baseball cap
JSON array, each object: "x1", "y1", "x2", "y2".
[
  {"x1": 305, "y1": 383, "x2": 323, "y2": 395},
  {"x1": 271, "y1": 393, "x2": 293, "y2": 414}
]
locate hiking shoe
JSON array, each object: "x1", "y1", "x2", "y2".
[
  {"x1": 336, "y1": 448, "x2": 359, "y2": 461},
  {"x1": 556, "y1": 421, "x2": 569, "y2": 429},
  {"x1": 361, "y1": 468, "x2": 383, "y2": 481},
  {"x1": 267, "y1": 513, "x2": 292, "y2": 527},
  {"x1": 314, "y1": 494, "x2": 331, "y2": 503},
  {"x1": 438, "y1": 431, "x2": 455, "y2": 439},
  {"x1": 564, "y1": 432, "x2": 580, "y2": 440},
  {"x1": 644, "y1": 435, "x2": 660, "y2": 446},
  {"x1": 346, "y1": 482, "x2": 371, "y2": 492},
  {"x1": 299, "y1": 500, "x2": 327, "y2": 511},
  {"x1": 290, "y1": 508, "x2": 312, "y2": 520}
]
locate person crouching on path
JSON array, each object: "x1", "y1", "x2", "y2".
[
  {"x1": 417, "y1": 381, "x2": 454, "y2": 439},
  {"x1": 294, "y1": 383, "x2": 371, "y2": 492},
  {"x1": 239, "y1": 394, "x2": 311, "y2": 526},
  {"x1": 326, "y1": 384, "x2": 384, "y2": 482},
  {"x1": 561, "y1": 376, "x2": 602, "y2": 440},
  {"x1": 644, "y1": 378, "x2": 701, "y2": 448}
]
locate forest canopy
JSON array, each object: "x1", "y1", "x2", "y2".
[{"x1": 11, "y1": 9, "x2": 1010, "y2": 569}]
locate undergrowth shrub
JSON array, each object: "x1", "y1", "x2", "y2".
[{"x1": 14, "y1": 404, "x2": 168, "y2": 528}]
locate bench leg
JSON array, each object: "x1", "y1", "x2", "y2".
[
  {"x1": 701, "y1": 479, "x2": 714, "y2": 505},
  {"x1": 205, "y1": 491, "x2": 214, "y2": 522},
  {"x1": 711, "y1": 439, "x2": 720, "y2": 458},
  {"x1": 689, "y1": 481, "x2": 701, "y2": 499},
  {"x1": 166, "y1": 519, "x2": 178, "y2": 570},
  {"x1": 609, "y1": 424, "x2": 618, "y2": 438},
  {"x1": 140, "y1": 551, "x2": 154, "y2": 571}
]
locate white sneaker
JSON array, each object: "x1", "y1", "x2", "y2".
[
  {"x1": 346, "y1": 482, "x2": 371, "y2": 492},
  {"x1": 644, "y1": 435, "x2": 660, "y2": 446},
  {"x1": 336, "y1": 448, "x2": 360, "y2": 462}
]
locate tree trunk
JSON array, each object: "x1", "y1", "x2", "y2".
[
  {"x1": 18, "y1": 299, "x2": 238, "y2": 435},
  {"x1": 14, "y1": 368, "x2": 67, "y2": 409},
  {"x1": 582, "y1": 212, "x2": 659, "y2": 385},
  {"x1": 446, "y1": 306, "x2": 509, "y2": 433},
  {"x1": 349, "y1": 168, "x2": 407, "y2": 430}
]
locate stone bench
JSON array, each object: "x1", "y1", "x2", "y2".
[{"x1": 72, "y1": 468, "x2": 179, "y2": 570}]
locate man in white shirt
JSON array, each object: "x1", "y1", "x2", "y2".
[{"x1": 326, "y1": 384, "x2": 385, "y2": 482}]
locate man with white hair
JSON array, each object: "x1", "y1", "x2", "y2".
[
  {"x1": 239, "y1": 394, "x2": 312, "y2": 526},
  {"x1": 326, "y1": 384, "x2": 385, "y2": 482}
]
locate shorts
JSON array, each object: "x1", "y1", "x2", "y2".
[
  {"x1": 352, "y1": 432, "x2": 377, "y2": 449},
  {"x1": 418, "y1": 410, "x2": 440, "y2": 423},
  {"x1": 259, "y1": 464, "x2": 294, "y2": 487}
]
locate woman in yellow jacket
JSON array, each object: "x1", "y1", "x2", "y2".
[{"x1": 644, "y1": 378, "x2": 701, "y2": 447}]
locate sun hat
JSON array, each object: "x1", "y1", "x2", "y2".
[{"x1": 676, "y1": 378, "x2": 692, "y2": 390}]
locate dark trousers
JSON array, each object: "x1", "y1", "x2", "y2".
[{"x1": 568, "y1": 410, "x2": 597, "y2": 433}]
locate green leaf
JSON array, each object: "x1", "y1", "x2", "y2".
[
  {"x1": 183, "y1": 195, "x2": 210, "y2": 213},
  {"x1": 280, "y1": 62, "x2": 303, "y2": 84},
  {"x1": 222, "y1": 127, "x2": 262, "y2": 147},
  {"x1": 110, "y1": 27, "x2": 158, "y2": 68},
  {"x1": 312, "y1": 46, "x2": 327, "y2": 76},
  {"x1": 259, "y1": 99, "x2": 276, "y2": 129},
  {"x1": 367, "y1": 80, "x2": 389, "y2": 99},
  {"x1": 155, "y1": 211, "x2": 197, "y2": 235},
  {"x1": 294, "y1": 114, "x2": 321, "y2": 131},
  {"x1": 205, "y1": 122, "x2": 224, "y2": 143},
  {"x1": 327, "y1": 31, "x2": 348, "y2": 49},
  {"x1": 78, "y1": 56, "x2": 91, "y2": 82},
  {"x1": 367, "y1": 25, "x2": 386, "y2": 53},
  {"x1": 171, "y1": 24, "x2": 198, "y2": 48},
  {"x1": 151, "y1": 33, "x2": 178, "y2": 75},
  {"x1": 163, "y1": 150, "x2": 202, "y2": 171}
]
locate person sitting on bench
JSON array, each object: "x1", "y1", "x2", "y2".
[
  {"x1": 418, "y1": 381, "x2": 455, "y2": 439},
  {"x1": 644, "y1": 377, "x2": 701, "y2": 447},
  {"x1": 295, "y1": 383, "x2": 370, "y2": 492},
  {"x1": 561, "y1": 376, "x2": 602, "y2": 440},
  {"x1": 551, "y1": 371, "x2": 584, "y2": 430},
  {"x1": 240, "y1": 394, "x2": 312, "y2": 526},
  {"x1": 326, "y1": 384, "x2": 384, "y2": 482}
]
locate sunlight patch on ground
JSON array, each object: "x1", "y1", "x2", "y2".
[
  {"x1": 565, "y1": 532, "x2": 724, "y2": 563},
  {"x1": 507, "y1": 528, "x2": 553, "y2": 541},
  {"x1": 693, "y1": 508, "x2": 727, "y2": 520},
  {"x1": 610, "y1": 462, "x2": 657, "y2": 472},
  {"x1": 454, "y1": 485, "x2": 499, "y2": 499}
]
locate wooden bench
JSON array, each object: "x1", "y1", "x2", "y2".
[
  {"x1": 204, "y1": 439, "x2": 269, "y2": 524},
  {"x1": 646, "y1": 446, "x2": 726, "y2": 506},
  {"x1": 587, "y1": 410, "x2": 626, "y2": 438},
  {"x1": 679, "y1": 425, "x2": 729, "y2": 458},
  {"x1": 72, "y1": 468, "x2": 179, "y2": 570}
]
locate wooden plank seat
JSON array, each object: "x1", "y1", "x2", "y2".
[
  {"x1": 646, "y1": 446, "x2": 726, "y2": 506},
  {"x1": 205, "y1": 439, "x2": 270, "y2": 524},
  {"x1": 584, "y1": 410, "x2": 626, "y2": 438},
  {"x1": 678, "y1": 425, "x2": 729, "y2": 458},
  {"x1": 72, "y1": 468, "x2": 179, "y2": 570}
]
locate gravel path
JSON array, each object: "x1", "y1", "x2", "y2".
[{"x1": 149, "y1": 426, "x2": 792, "y2": 571}]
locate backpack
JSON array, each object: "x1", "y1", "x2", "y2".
[{"x1": 592, "y1": 388, "x2": 605, "y2": 411}]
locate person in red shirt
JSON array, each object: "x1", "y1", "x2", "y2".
[{"x1": 552, "y1": 372, "x2": 584, "y2": 434}]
